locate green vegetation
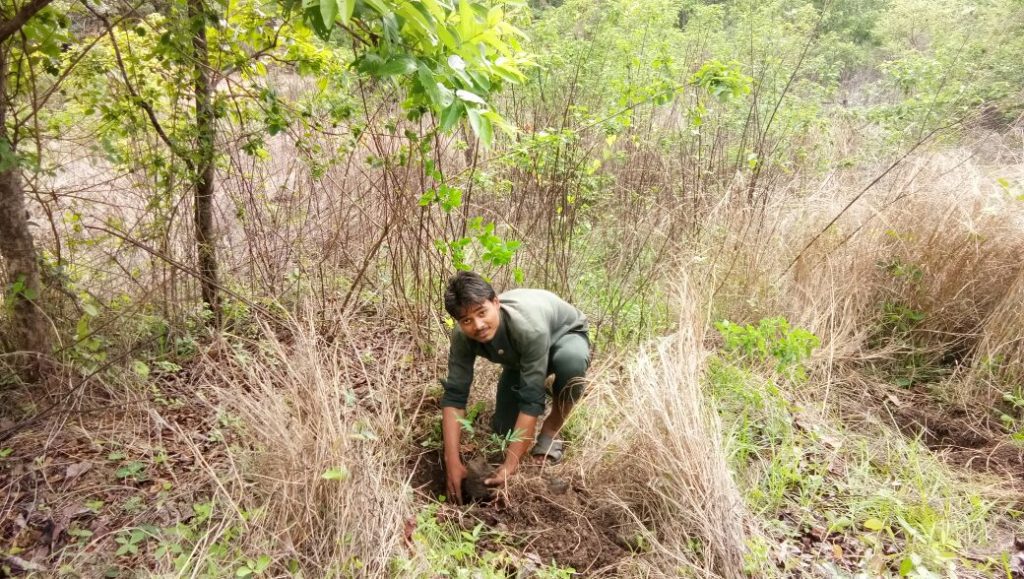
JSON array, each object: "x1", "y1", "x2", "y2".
[{"x1": 2, "y1": 0, "x2": 1023, "y2": 576}]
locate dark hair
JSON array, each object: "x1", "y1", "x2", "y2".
[{"x1": 444, "y1": 271, "x2": 496, "y2": 318}]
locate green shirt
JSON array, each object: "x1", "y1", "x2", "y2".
[{"x1": 440, "y1": 288, "x2": 589, "y2": 417}]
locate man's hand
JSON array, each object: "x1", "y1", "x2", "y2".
[
  {"x1": 484, "y1": 459, "x2": 518, "y2": 486},
  {"x1": 445, "y1": 458, "x2": 467, "y2": 505},
  {"x1": 441, "y1": 407, "x2": 467, "y2": 504}
]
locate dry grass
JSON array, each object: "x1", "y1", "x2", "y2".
[
  {"x1": 695, "y1": 145, "x2": 1024, "y2": 408},
  {"x1": 174, "y1": 315, "x2": 431, "y2": 575},
  {"x1": 575, "y1": 280, "x2": 749, "y2": 578}
]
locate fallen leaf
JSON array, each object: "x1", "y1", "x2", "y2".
[
  {"x1": 64, "y1": 461, "x2": 93, "y2": 483},
  {"x1": 831, "y1": 543, "x2": 843, "y2": 560}
]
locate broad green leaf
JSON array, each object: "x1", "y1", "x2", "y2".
[
  {"x1": 82, "y1": 303, "x2": 99, "y2": 317},
  {"x1": 439, "y1": 101, "x2": 464, "y2": 132},
  {"x1": 483, "y1": 110, "x2": 514, "y2": 136},
  {"x1": 418, "y1": 64, "x2": 442, "y2": 106},
  {"x1": 486, "y1": 6, "x2": 503, "y2": 27},
  {"x1": 319, "y1": 0, "x2": 337, "y2": 29},
  {"x1": 420, "y1": 0, "x2": 444, "y2": 20},
  {"x1": 255, "y1": 555, "x2": 271, "y2": 572},
  {"x1": 339, "y1": 0, "x2": 355, "y2": 24},
  {"x1": 397, "y1": 3, "x2": 435, "y2": 42},
  {"x1": 378, "y1": 55, "x2": 418, "y2": 77},
  {"x1": 362, "y1": 0, "x2": 387, "y2": 15},
  {"x1": 447, "y1": 54, "x2": 466, "y2": 71},
  {"x1": 458, "y1": 0, "x2": 476, "y2": 40},
  {"x1": 466, "y1": 107, "x2": 492, "y2": 147},
  {"x1": 455, "y1": 89, "x2": 486, "y2": 105},
  {"x1": 436, "y1": 23, "x2": 458, "y2": 50},
  {"x1": 479, "y1": 30, "x2": 509, "y2": 55}
]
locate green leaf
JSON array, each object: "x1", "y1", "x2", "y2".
[
  {"x1": 447, "y1": 54, "x2": 466, "y2": 71},
  {"x1": 863, "y1": 517, "x2": 885, "y2": 531},
  {"x1": 339, "y1": 0, "x2": 355, "y2": 24},
  {"x1": 116, "y1": 461, "x2": 146, "y2": 479},
  {"x1": 439, "y1": 101, "x2": 464, "y2": 132},
  {"x1": 455, "y1": 89, "x2": 486, "y2": 105},
  {"x1": 83, "y1": 303, "x2": 99, "y2": 317},
  {"x1": 132, "y1": 360, "x2": 150, "y2": 379},
  {"x1": 322, "y1": 466, "x2": 350, "y2": 481},
  {"x1": 378, "y1": 55, "x2": 418, "y2": 78},
  {"x1": 466, "y1": 107, "x2": 492, "y2": 147},
  {"x1": 417, "y1": 64, "x2": 442, "y2": 106},
  {"x1": 458, "y1": 0, "x2": 477, "y2": 40},
  {"x1": 319, "y1": 0, "x2": 337, "y2": 29},
  {"x1": 418, "y1": 189, "x2": 437, "y2": 206},
  {"x1": 899, "y1": 556, "x2": 914, "y2": 576},
  {"x1": 362, "y1": 0, "x2": 387, "y2": 14}
]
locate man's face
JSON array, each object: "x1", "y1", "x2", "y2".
[{"x1": 457, "y1": 297, "x2": 500, "y2": 343}]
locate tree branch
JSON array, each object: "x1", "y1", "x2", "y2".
[
  {"x1": 81, "y1": 0, "x2": 196, "y2": 170},
  {"x1": 0, "y1": 0, "x2": 55, "y2": 45}
]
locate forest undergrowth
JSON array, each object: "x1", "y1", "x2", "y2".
[{"x1": 3, "y1": 0, "x2": 1024, "y2": 577}]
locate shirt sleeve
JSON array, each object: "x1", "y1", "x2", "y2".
[
  {"x1": 515, "y1": 332, "x2": 550, "y2": 417},
  {"x1": 440, "y1": 330, "x2": 475, "y2": 410}
]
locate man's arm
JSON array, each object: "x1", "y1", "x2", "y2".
[
  {"x1": 440, "y1": 331, "x2": 475, "y2": 504},
  {"x1": 442, "y1": 406, "x2": 468, "y2": 504}
]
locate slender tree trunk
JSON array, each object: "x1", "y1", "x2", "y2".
[
  {"x1": 189, "y1": 0, "x2": 219, "y2": 324},
  {"x1": 0, "y1": 44, "x2": 50, "y2": 377}
]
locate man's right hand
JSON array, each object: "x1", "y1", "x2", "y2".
[{"x1": 445, "y1": 459, "x2": 467, "y2": 505}]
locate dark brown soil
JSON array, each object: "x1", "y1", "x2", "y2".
[
  {"x1": 463, "y1": 457, "x2": 495, "y2": 503},
  {"x1": 888, "y1": 401, "x2": 1024, "y2": 484},
  {"x1": 410, "y1": 453, "x2": 629, "y2": 576}
]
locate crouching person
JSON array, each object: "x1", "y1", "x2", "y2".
[{"x1": 439, "y1": 271, "x2": 590, "y2": 504}]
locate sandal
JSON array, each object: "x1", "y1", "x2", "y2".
[{"x1": 531, "y1": 434, "x2": 565, "y2": 464}]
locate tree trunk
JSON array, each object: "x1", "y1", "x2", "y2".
[
  {"x1": 189, "y1": 0, "x2": 219, "y2": 324},
  {"x1": 0, "y1": 44, "x2": 50, "y2": 377}
]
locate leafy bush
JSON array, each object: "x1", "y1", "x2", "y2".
[{"x1": 715, "y1": 316, "x2": 820, "y2": 375}]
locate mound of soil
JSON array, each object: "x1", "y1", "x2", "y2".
[{"x1": 411, "y1": 452, "x2": 628, "y2": 575}]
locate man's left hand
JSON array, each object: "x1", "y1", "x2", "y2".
[{"x1": 484, "y1": 461, "x2": 518, "y2": 486}]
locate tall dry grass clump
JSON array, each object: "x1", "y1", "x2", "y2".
[
  {"x1": 182, "y1": 316, "x2": 423, "y2": 575},
  {"x1": 697, "y1": 148, "x2": 1024, "y2": 405},
  {"x1": 578, "y1": 281, "x2": 749, "y2": 578}
]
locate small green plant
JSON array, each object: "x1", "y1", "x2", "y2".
[
  {"x1": 879, "y1": 258, "x2": 924, "y2": 283},
  {"x1": 484, "y1": 428, "x2": 524, "y2": 456},
  {"x1": 715, "y1": 317, "x2": 820, "y2": 376},
  {"x1": 393, "y1": 504, "x2": 575, "y2": 577},
  {"x1": 115, "y1": 461, "x2": 147, "y2": 481},
  {"x1": 880, "y1": 301, "x2": 926, "y2": 335},
  {"x1": 115, "y1": 527, "x2": 155, "y2": 556},
  {"x1": 690, "y1": 59, "x2": 752, "y2": 103},
  {"x1": 236, "y1": 555, "x2": 271, "y2": 577}
]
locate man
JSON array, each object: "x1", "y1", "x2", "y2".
[{"x1": 439, "y1": 271, "x2": 590, "y2": 504}]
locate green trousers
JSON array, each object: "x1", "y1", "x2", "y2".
[{"x1": 491, "y1": 332, "x2": 590, "y2": 437}]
